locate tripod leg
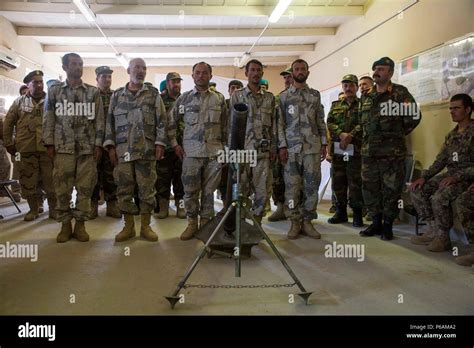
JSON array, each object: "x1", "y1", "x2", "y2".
[
  {"x1": 165, "y1": 206, "x2": 235, "y2": 309},
  {"x1": 235, "y1": 201, "x2": 241, "y2": 277},
  {"x1": 244, "y1": 206, "x2": 313, "y2": 305}
]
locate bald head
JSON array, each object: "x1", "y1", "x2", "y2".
[{"x1": 127, "y1": 58, "x2": 147, "y2": 85}]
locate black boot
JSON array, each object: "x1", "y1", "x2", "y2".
[
  {"x1": 352, "y1": 207, "x2": 364, "y2": 227},
  {"x1": 381, "y1": 219, "x2": 394, "y2": 241},
  {"x1": 328, "y1": 204, "x2": 348, "y2": 224},
  {"x1": 359, "y1": 213, "x2": 382, "y2": 237}
]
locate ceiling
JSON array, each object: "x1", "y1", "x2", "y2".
[{"x1": 0, "y1": 0, "x2": 370, "y2": 67}]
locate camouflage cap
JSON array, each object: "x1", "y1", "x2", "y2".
[
  {"x1": 95, "y1": 66, "x2": 113, "y2": 76},
  {"x1": 166, "y1": 72, "x2": 182, "y2": 81},
  {"x1": 341, "y1": 74, "x2": 358, "y2": 84},
  {"x1": 372, "y1": 56, "x2": 395, "y2": 71},
  {"x1": 280, "y1": 67, "x2": 292, "y2": 76},
  {"x1": 23, "y1": 70, "x2": 43, "y2": 84}
]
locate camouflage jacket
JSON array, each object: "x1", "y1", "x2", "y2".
[
  {"x1": 104, "y1": 83, "x2": 166, "y2": 163},
  {"x1": 229, "y1": 85, "x2": 277, "y2": 158},
  {"x1": 359, "y1": 82, "x2": 421, "y2": 158},
  {"x1": 4, "y1": 92, "x2": 46, "y2": 153},
  {"x1": 168, "y1": 87, "x2": 227, "y2": 158},
  {"x1": 277, "y1": 84, "x2": 327, "y2": 154},
  {"x1": 161, "y1": 92, "x2": 183, "y2": 151},
  {"x1": 421, "y1": 120, "x2": 474, "y2": 181},
  {"x1": 99, "y1": 88, "x2": 113, "y2": 116},
  {"x1": 43, "y1": 80, "x2": 104, "y2": 155},
  {"x1": 327, "y1": 97, "x2": 361, "y2": 155}
]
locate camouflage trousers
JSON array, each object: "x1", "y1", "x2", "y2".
[
  {"x1": 411, "y1": 173, "x2": 470, "y2": 235},
  {"x1": 182, "y1": 157, "x2": 221, "y2": 219},
  {"x1": 362, "y1": 156, "x2": 404, "y2": 221},
  {"x1": 271, "y1": 158, "x2": 285, "y2": 205},
  {"x1": 11, "y1": 156, "x2": 21, "y2": 194},
  {"x1": 454, "y1": 188, "x2": 474, "y2": 242},
  {"x1": 218, "y1": 163, "x2": 229, "y2": 201},
  {"x1": 241, "y1": 157, "x2": 272, "y2": 217},
  {"x1": 53, "y1": 154, "x2": 97, "y2": 222},
  {"x1": 92, "y1": 149, "x2": 117, "y2": 202},
  {"x1": 0, "y1": 143, "x2": 11, "y2": 182},
  {"x1": 155, "y1": 150, "x2": 184, "y2": 204},
  {"x1": 284, "y1": 152, "x2": 321, "y2": 221},
  {"x1": 331, "y1": 154, "x2": 363, "y2": 208},
  {"x1": 114, "y1": 160, "x2": 157, "y2": 215},
  {"x1": 18, "y1": 152, "x2": 55, "y2": 201}
]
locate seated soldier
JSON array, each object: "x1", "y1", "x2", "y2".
[{"x1": 454, "y1": 182, "x2": 474, "y2": 266}]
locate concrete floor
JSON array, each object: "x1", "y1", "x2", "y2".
[{"x1": 0, "y1": 197, "x2": 473, "y2": 315}]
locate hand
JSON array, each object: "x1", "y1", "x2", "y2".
[
  {"x1": 326, "y1": 154, "x2": 332, "y2": 164},
  {"x1": 321, "y1": 145, "x2": 327, "y2": 161},
  {"x1": 279, "y1": 147, "x2": 288, "y2": 164},
  {"x1": 174, "y1": 145, "x2": 185, "y2": 160},
  {"x1": 94, "y1": 146, "x2": 103, "y2": 162},
  {"x1": 108, "y1": 147, "x2": 118, "y2": 166},
  {"x1": 6, "y1": 145, "x2": 16, "y2": 156},
  {"x1": 410, "y1": 177, "x2": 426, "y2": 191},
  {"x1": 439, "y1": 176, "x2": 457, "y2": 188},
  {"x1": 155, "y1": 145, "x2": 165, "y2": 160},
  {"x1": 46, "y1": 146, "x2": 55, "y2": 160},
  {"x1": 339, "y1": 133, "x2": 352, "y2": 150},
  {"x1": 468, "y1": 182, "x2": 474, "y2": 192}
]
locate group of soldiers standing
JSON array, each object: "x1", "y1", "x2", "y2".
[{"x1": 1, "y1": 52, "x2": 472, "y2": 266}]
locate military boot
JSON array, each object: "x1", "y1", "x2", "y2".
[
  {"x1": 89, "y1": 200, "x2": 99, "y2": 220},
  {"x1": 455, "y1": 252, "x2": 474, "y2": 267},
  {"x1": 73, "y1": 220, "x2": 90, "y2": 242},
  {"x1": 381, "y1": 219, "x2": 394, "y2": 241},
  {"x1": 328, "y1": 203, "x2": 348, "y2": 224},
  {"x1": 56, "y1": 221, "x2": 73, "y2": 243},
  {"x1": 287, "y1": 220, "x2": 302, "y2": 240},
  {"x1": 115, "y1": 214, "x2": 136, "y2": 242},
  {"x1": 156, "y1": 199, "x2": 169, "y2": 219},
  {"x1": 302, "y1": 220, "x2": 321, "y2": 239},
  {"x1": 427, "y1": 232, "x2": 451, "y2": 252},
  {"x1": 181, "y1": 217, "x2": 198, "y2": 241},
  {"x1": 106, "y1": 200, "x2": 122, "y2": 218},
  {"x1": 352, "y1": 207, "x2": 364, "y2": 228},
  {"x1": 268, "y1": 203, "x2": 286, "y2": 222},
  {"x1": 360, "y1": 213, "x2": 383, "y2": 237},
  {"x1": 140, "y1": 213, "x2": 158, "y2": 242},
  {"x1": 47, "y1": 196, "x2": 58, "y2": 220},
  {"x1": 24, "y1": 198, "x2": 39, "y2": 221},
  {"x1": 410, "y1": 221, "x2": 436, "y2": 245}
]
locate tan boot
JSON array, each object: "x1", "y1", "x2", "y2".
[
  {"x1": 89, "y1": 200, "x2": 99, "y2": 220},
  {"x1": 181, "y1": 218, "x2": 198, "y2": 241},
  {"x1": 115, "y1": 214, "x2": 136, "y2": 242},
  {"x1": 72, "y1": 220, "x2": 90, "y2": 242},
  {"x1": 56, "y1": 221, "x2": 73, "y2": 243},
  {"x1": 24, "y1": 198, "x2": 39, "y2": 221},
  {"x1": 176, "y1": 201, "x2": 186, "y2": 219},
  {"x1": 427, "y1": 234, "x2": 451, "y2": 252},
  {"x1": 47, "y1": 196, "x2": 58, "y2": 220},
  {"x1": 156, "y1": 199, "x2": 169, "y2": 219},
  {"x1": 106, "y1": 200, "x2": 122, "y2": 218},
  {"x1": 411, "y1": 222, "x2": 435, "y2": 245},
  {"x1": 455, "y1": 253, "x2": 474, "y2": 267},
  {"x1": 302, "y1": 220, "x2": 321, "y2": 239},
  {"x1": 140, "y1": 213, "x2": 158, "y2": 242},
  {"x1": 200, "y1": 217, "x2": 210, "y2": 229},
  {"x1": 287, "y1": 220, "x2": 302, "y2": 240},
  {"x1": 268, "y1": 203, "x2": 286, "y2": 222}
]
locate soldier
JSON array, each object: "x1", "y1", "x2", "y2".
[
  {"x1": 90, "y1": 66, "x2": 121, "y2": 219},
  {"x1": 278, "y1": 59, "x2": 327, "y2": 239},
  {"x1": 104, "y1": 58, "x2": 166, "y2": 243},
  {"x1": 155, "y1": 72, "x2": 185, "y2": 219},
  {"x1": 43, "y1": 53, "x2": 104, "y2": 243},
  {"x1": 410, "y1": 93, "x2": 473, "y2": 251},
  {"x1": 454, "y1": 182, "x2": 474, "y2": 266},
  {"x1": 358, "y1": 76, "x2": 374, "y2": 96},
  {"x1": 226, "y1": 79, "x2": 243, "y2": 110},
  {"x1": 326, "y1": 74, "x2": 363, "y2": 227},
  {"x1": 169, "y1": 61, "x2": 227, "y2": 240},
  {"x1": 3, "y1": 70, "x2": 57, "y2": 221},
  {"x1": 359, "y1": 57, "x2": 421, "y2": 241},
  {"x1": 268, "y1": 67, "x2": 293, "y2": 222},
  {"x1": 229, "y1": 59, "x2": 276, "y2": 225}
]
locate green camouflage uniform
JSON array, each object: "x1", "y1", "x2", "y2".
[
  {"x1": 230, "y1": 85, "x2": 276, "y2": 217},
  {"x1": 104, "y1": 83, "x2": 166, "y2": 215},
  {"x1": 43, "y1": 81, "x2": 104, "y2": 222},
  {"x1": 277, "y1": 84, "x2": 327, "y2": 221},
  {"x1": 327, "y1": 97, "x2": 363, "y2": 209},
  {"x1": 168, "y1": 87, "x2": 227, "y2": 219},
  {"x1": 360, "y1": 82, "x2": 421, "y2": 221}
]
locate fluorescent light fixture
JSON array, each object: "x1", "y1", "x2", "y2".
[
  {"x1": 237, "y1": 52, "x2": 251, "y2": 68},
  {"x1": 269, "y1": 0, "x2": 292, "y2": 23},
  {"x1": 116, "y1": 53, "x2": 129, "y2": 69},
  {"x1": 73, "y1": 0, "x2": 96, "y2": 23}
]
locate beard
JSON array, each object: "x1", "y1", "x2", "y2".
[{"x1": 293, "y1": 74, "x2": 307, "y2": 83}]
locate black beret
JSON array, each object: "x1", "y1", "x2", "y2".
[
  {"x1": 372, "y1": 57, "x2": 395, "y2": 71},
  {"x1": 23, "y1": 70, "x2": 43, "y2": 84}
]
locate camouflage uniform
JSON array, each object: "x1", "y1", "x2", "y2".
[
  {"x1": 327, "y1": 97, "x2": 363, "y2": 209},
  {"x1": 104, "y1": 83, "x2": 166, "y2": 215},
  {"x1": 411, "y1": 121, "x2": 474, "y2": 239},
  {"x1": 360, "y1": 82, "x2": 420, "y2": 222},
  {"x1": 454, "y1": 188, "x2": 474, "y2": 243},
  {"x1": 278, "y1": 84, "x2": 327, "y2": 221},
  {"x1": 155, "y1": 92, "x2": 184, "y2": 207},
  {"x1": 168, "y1": 87, "x2": 227, "y2": 219},
  {"x1": 3, "y1": 92, "x2": 56, "y2": 211},
  {"x1": 43, "y1": 81, "x2": 104, "y2": 222},
  {"x1": 230, "y1": 86, "x2": 276, "y2": 218},
  {"x1": 0, "y1": 116, "x2": 11, "y2": 184}
]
